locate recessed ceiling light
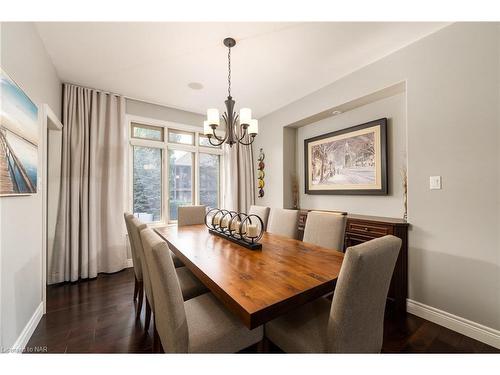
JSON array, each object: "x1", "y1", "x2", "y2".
[
  {"x1": 331, "y1": 110, "x2": 342, "y2": 116},
  {"x1": 188, "y1": 82, "x2": 204, "y2": 90}
]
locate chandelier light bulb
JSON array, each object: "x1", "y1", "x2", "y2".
[
  {"x1": 239, "y1": 108, "x2": 252, "y2": 126},
  {"x1": 207, "y1": 108, "x2": 220, "y2": 126},
  {"x1": 203, "y1": 120, "x2": 212, "y2": 135},
  {"x1": 248, "y1": 119, "x2": 259, "y2": 135}
]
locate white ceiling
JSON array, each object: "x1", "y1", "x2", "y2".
[{"x1": 36, "y1": 22, "x2": 448, "y2": 118}]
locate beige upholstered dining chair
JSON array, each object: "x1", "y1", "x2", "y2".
[
  {"x1": 124, "y1": 213, "x2": 144, "y2": 309},
  {"x1": 178, "y1": 205, "x2": 206, "y2": 226},
  {"x1": 265, "y1": 235, "x2": 402, "y2": 353},
  {"x1": 126, "y1": 214, "x2": 183, "y2": 269},
  {"x1": 141, "y1": 228, "x2": 263, "y2": 353},
  {"x1": 303, "y1": 211, "x2": 347, "y2": 250},
  {"x1": 128, "y1": 216, "x2": 208, "y2": 332},
  {"x1": 248, "y1": 205, "x2": 270, "y2": 231},
  {"x1": 267, "y1": 208, "x2": 300, "y2": 239}
]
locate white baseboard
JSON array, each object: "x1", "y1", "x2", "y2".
[
  {"x1": 11, "y1": 302, "x2": 44, "y2": 353},
  {"x1": 126, "y1": 258, "x2": 133, "y2": 268},
  {"x1": 407, "y1": 299, "x2": 500, "y2": 349}
]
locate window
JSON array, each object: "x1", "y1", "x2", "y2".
[
  {"x1": 199, "y1": 153, "x2": 219, "y2": 208},
  {"x1": 129, "y1": 118, "x2": 223, "y2": 224},
  {"x1": 132, "y1": 146, "x2": 162, "y2": 223},
  {"x1": 168, "y1": 129, "x2": 194, "y2": 145},
  {"x1": 199, "y1": 135, "x2": 220, "y2": 148},
  {"x1": 168, "y1": 150, "x2": 193, "y2": 220},
  {"x1": 132, "y1": 123, "x2": 164, "y2": 141}
]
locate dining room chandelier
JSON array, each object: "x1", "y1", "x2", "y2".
[{"x1": 203, "y1": 37, "x2": 258, "y2": 147}]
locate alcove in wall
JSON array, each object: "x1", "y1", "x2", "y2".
[{"x1": 282, "y1": 81, "x2": 407, "y2": 217}]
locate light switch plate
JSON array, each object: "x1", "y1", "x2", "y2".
[{"x1": 430, "y1": 176, "x2": 442, "y2": 190}]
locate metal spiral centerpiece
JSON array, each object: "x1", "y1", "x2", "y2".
[{"x1": 205, "y1": 208, "x2": 264, "y2": 250}]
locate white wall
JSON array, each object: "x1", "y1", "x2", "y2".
[
  {"x1": 253, "y1": 23, "x2": 500, "y2": 331},
  {"x1": 126, "y1": 98, "x2": 204, "y2": 127},
  {"x1": 297, "y1": 92, "x2": 406, "y2": 217},
  {"x1": 282, "y1": 127, "x2": 298, "y2": 208},
  {"x1": 0, "y1": 22, "x2": 62, "y2": 349}
]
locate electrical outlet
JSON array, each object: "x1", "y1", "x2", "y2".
[{"x1": 430, "y1": 176, "x2": 442, "y2": 190}]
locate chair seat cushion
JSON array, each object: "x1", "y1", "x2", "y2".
[
  {"x1": 185, "y1": 293, "x2": 263, "y2": 353},
  {"x1": 176, "y1": 266, "x2": 209, "y2": 301},
  {"x1": 171, "y1": 251, "x2": 184, "y2": 268},
  {"x1": 265, "y1": 297, "x2": 331, "y2": 353}
]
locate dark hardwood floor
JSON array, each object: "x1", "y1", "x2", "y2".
[{"x1": 26, "y1": 268, "x2": 499, "y2": 354}]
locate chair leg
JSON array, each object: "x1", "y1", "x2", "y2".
[
  {"x1": 257, "y1": 337, "x2": 270, "y2": 353},
  {"x1": 145, "y1": 299, "x2": 152, "y2": 332},
  {"x1": 136, "y1": 282, "x2": 144, "y2": 319},
  {"x1": 133, "y1": 277, "x2": 139, "y2": 301},
  {"x1": 153, "y1": 324, "x2": 160, "y2": 353}
]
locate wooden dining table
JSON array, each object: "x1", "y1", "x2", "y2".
[{"x1": 154, "y1": 224, "x2": 344, "y2": 329}]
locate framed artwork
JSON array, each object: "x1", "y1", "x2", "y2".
[
  {"x1": 0, "y1": 68, "x2": 39, "y2": 196},
  {"x1": 304, "y1": 118, "x2": 387, "y2": 195}
]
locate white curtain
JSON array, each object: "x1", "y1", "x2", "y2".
[
  {"x1": 223, "y1": 127, "x2": 255, "y2": 213},
  {"x1": 50, "y1": 84, "x2": 127, "y2": 284}
]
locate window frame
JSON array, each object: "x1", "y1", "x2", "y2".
[{"x1": 127, "y1": 115, "x2": 224, "y2": 226}]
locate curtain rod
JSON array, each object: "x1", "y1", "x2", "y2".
[{"x1": 65, "y1": 82, "x2": 122, "y2": 97}]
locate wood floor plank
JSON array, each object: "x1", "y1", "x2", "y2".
[{"x1": 25, "y1": 268, "x2": 499, "y2": 354}]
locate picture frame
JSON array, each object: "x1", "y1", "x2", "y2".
[
  {"x1": 304, "y1": 118, "x2": 387, "y2": 195},
  {"x1": 0, "y1": 68, "x2": 39, "y2": 196}
]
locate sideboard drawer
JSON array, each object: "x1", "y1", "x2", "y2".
[
  {"x1": 298, "y1": 210, "x2": 308, "y2": 231},
  {"x1": 347, "y1": 222, "x2": 391, "y2": 237}
]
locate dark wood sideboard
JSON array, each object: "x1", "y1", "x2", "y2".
[{"x1": 297, "y1": 210, "x2": 409, "y2": 318}]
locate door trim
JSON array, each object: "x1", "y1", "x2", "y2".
[{"x1": 41, "y1": 104, "x2": 63, "y2": 314}]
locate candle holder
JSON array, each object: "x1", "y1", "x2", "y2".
[{"x1": 205, "y1": 208, "x2": 264, "y2": 250}]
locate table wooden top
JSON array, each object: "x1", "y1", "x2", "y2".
[{"x1": 154, "y1": 224, "x2": 344, "y2": 329}]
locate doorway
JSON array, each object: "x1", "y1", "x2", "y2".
[{"x1": 41, "y1": 104, "x2": 63, "y2": 313}]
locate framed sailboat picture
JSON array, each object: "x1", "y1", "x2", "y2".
[
  {"x1": 0, "y1": 68, "x2": 39, "y2": 196},
  {"x1": 304, "y1": 118, "x2": 387, "y2": 195}
]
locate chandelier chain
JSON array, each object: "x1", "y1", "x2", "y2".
[{"x1": 227, "y1": 47, "x2": 231, "y2": 97}]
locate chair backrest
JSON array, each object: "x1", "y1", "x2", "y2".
[
  {"x1": 267, "y1": 208, "x2": 300, "y2": 239},
  {"x1": 123, "y1": 213, "x2": 143, "y2": 281},
  {"x1": 129, "y1": 215, "x2": 154, "y2": 310},
  {"x1": 248, "y1": 205, "x2": 271, "y2": 231},
  {"x1": 327, "y1": 235, "x2": 401, "y2": 353},
  {"x1": 178, "y1": 205, "x2": 206, "y2": 226},
  {"x1": 302, "y1": 211, "x2": 347, "y2": 250},
  {"x1": 141, "y1": 228, "x2": 189, "y2": 353}
]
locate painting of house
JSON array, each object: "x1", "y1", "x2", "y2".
[{"x1": 305, "y1": 118, "x2": 387, "y2": 195}]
